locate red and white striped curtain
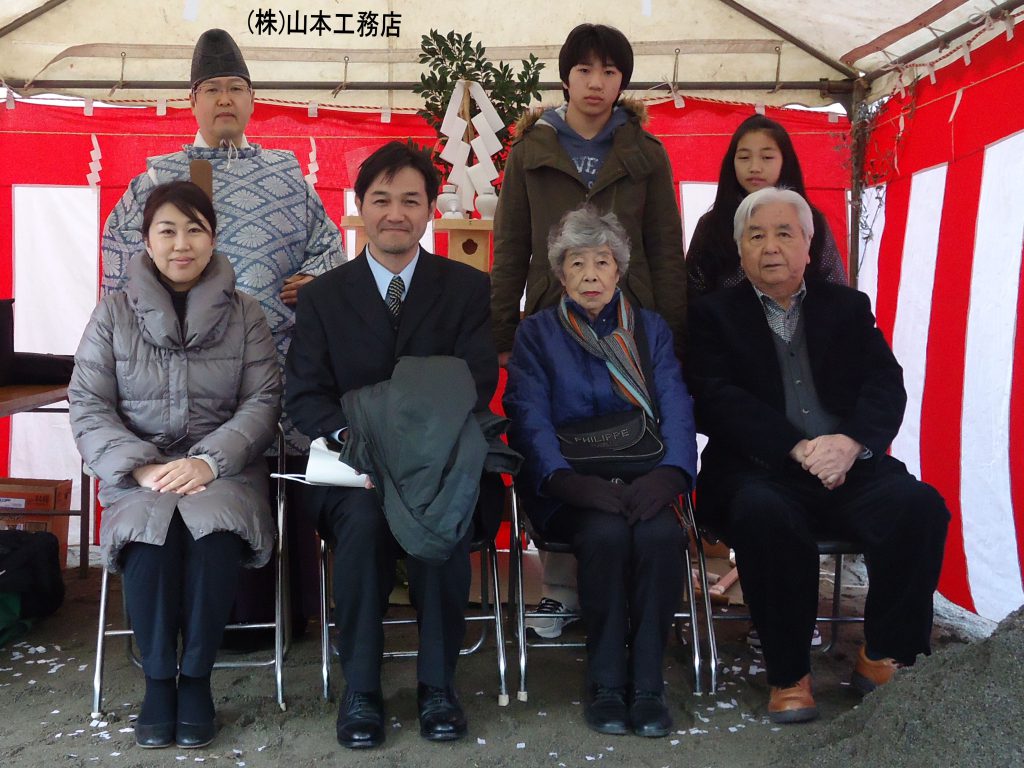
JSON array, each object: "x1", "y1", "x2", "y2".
[{"x1": 860, "y1": 30, "x2": 1024, "y2": 621}]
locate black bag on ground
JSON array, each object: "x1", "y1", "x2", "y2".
[{"x1": 0, "y1": 529, "x2": 65, "y2": 619}]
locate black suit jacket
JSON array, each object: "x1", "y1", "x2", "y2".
[
  {"x1": 687, "y1": 280, "x2": 906, "y2": 515},
  {"x1": 285, "y1": 249, "x2": 498, "y2": 443}
]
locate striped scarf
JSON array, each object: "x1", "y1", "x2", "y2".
[{"x1": 558, "y1": 291, "x2": 656, "y2": 419}]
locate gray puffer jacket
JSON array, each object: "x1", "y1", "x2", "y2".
[{"x1": 69, "y1": 251, "x2": 281, "y2": 572}]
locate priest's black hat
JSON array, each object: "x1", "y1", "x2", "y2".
[{"x1": 190, "y1": 29, "x2": 250, "y2": 88}]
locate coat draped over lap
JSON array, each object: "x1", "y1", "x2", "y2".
[
  {"x1": 339, "y1": 355, "x2": 522, "y2": 565},
  {"x1": 69, "y1": 251, "x2": 282, "y2": 572}
]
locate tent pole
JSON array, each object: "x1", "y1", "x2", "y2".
[
  {"x1": 847, "y1": 79, "x2": 870, "y2": 289},
  {"x1": 712, "y1": 0, "x2": 859, "y2": 79},
  {"x1": 4, "y1": 78, "x2": 855, "y2": 95},
  {"x1": 0, "y1": 0, "x2": 72, "y2": 42},
  {"x1": 863, "y1": 0, "x2": 1024, "y2": 83}
]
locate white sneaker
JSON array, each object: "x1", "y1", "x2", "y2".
[
  {"x1": 747, "y1": 625, "x2": 822, "y2": 649},
  {"x1": 525, "y1": 597, "x2": 578, "y2": 639}
]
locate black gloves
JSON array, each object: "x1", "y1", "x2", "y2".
[
  {"x1": 544, "y1": 470, "x2": 625, "y2": 515},
  {"x1": 622, "y1": 466, "x2": 690, "y2": 525},
  {"x1": 544, "y1": 467, "x2": 690, "y2": 525}
]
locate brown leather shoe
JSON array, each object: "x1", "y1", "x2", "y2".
[
  {"x1": 853, "y1": 645, "x2": 900, "y2": 693},
  {"x1": 768, "y1": 674, "x2": 818, "y2": 724}
]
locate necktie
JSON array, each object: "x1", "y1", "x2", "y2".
[{"x1": 386, "y1": 275, "x2": 404, "y2": 325}]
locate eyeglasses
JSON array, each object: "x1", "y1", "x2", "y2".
[{"x1": 194, "y1": 82, "x2": 251, "y2": 99}]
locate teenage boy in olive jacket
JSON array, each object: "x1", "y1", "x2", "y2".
[
  {"x1": 491, "y1": 23, "x2": 686, "y2": 362},
  {"x1": 491, "y1": 23, "x2": 687, "y2": 638}
]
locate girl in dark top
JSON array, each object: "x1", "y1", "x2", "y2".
[{"x1": 686, "y1": 114, "x2": 847, "y2": 298}]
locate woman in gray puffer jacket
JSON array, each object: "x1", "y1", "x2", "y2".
[{"x1": 69, "y1": 181, "x2": 281, "y2": 751}]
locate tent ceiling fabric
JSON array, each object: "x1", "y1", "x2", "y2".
[{"x1": 0, "y1": 0, "x2": 1019, "y2": 109}]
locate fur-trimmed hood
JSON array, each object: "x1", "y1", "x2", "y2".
[{"x1": 513, "y1": 97, "x2": 650, "y2": 138}]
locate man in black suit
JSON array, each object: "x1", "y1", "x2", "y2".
[
  {"x1": 687, "y1": 187, "x2": 948, "y2": 725},
  {"x1": 285, "y1": 142, "x2": 497, "y2": 748}
]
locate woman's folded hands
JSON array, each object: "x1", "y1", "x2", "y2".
[
  {"x1": 544, "y1": 470, "x2": 625, "y2": 514},
  {"x1": 621, "y1": 466, "x2": 689, "y2": 525},
  {"x1": 544, "y1": 466, "x2": 689, "y2": 524},
  {"x1": 132, "y1": 458, "x2": 215, "y2": 496}
]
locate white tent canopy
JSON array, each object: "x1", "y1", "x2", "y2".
[{"x1": 1, "y1": 0, "x2": 1021, "y2": 110}]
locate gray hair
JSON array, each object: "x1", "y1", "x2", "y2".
[
  {"x1": 548, "y1": 205, "x2": 631, "y2": 279},
  {"x1": 733, "y1": 186, "x2": 814, "y2": 248}
]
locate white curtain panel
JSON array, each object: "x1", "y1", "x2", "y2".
[
  {"x1": 11, "y1": 185, "x2": 99, "y2": 545},
  {"x1": 890, "y1": 165, "x2": 947, "y2": 481},
  {"x1": 680, "y1": 181, "x2": 717, "y2": 253},
  {"x1": 960, "y1": 132, "x2": 1024, "y2": 621}
]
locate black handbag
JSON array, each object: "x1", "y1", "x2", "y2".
[
  {"x1": 556, "y1": 408, "x2": 665, "y2": 480},
  {"x1": 554, "y1": 315, "x2": 666, "y2": 481}
]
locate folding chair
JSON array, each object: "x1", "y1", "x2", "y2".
[
  {"x1": 317, "y1": 491, "x2": 510, "y2": 706},
  {"x1": 92, "y1": 426, "x2": 291, "y2": 714},
  {"x1": 690, "y1": 523, "x2": 866, "y2": 693},
  {"x1": 507, "y1": 487, "x2": 708, "y2": 702}
]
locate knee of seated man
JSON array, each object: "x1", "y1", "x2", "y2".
[
  {"x1": 899, "y1": 480, "x2": 951, "y2": 532},
  {"x1": 726, "y1": 483, "x2": 802, "y2": 539},
  {"x1": 323, "y1": 489, "x2": 388, "y2": 541}
]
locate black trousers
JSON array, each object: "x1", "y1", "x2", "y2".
[
  {"x1": 543, "y1": 507, "x2": 684, "y2": 691},
  {"x1": 228, "y1": 455, "x2": 319, "y2": 627},
  {"x1": 718, "y1": 457, "x2": 949, "y2": 687},
  {"x1": 120, "y1": 511, "x2": 245, "y2": 679},
  {"x1": 320, "y1": 487, "x2": 472, "y2": 692}
]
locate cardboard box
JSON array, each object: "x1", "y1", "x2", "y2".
[{"x1": 0, "y1": 478, "x2": 73, "y2": 568}]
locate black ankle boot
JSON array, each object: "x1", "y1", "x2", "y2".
[
  {"x1": 176, "y1": 674, "x2": 216, "y2": 749},
  {"x1": 136, "y1": 677, "x2": 175, "y2": 749}
]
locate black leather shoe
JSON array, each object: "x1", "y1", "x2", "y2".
[
  {"x1": 175, "y1": 719, "x2": 217, "y2": 749},
  {"x1": 134, "y1": 721, "x2": 174, "y2": 749},
  {"x1": 417, "y1": 683, "x2": 467, "y2": 742},
  {"x1": 336, "y1": 688, "x2": 385, "y2": 749},
  {"x1": 630, "y1": 689, "x2": 672, "y2": 737},
  {"x1": 584, "y1": 684, "x2": 629, "y2": 735}
]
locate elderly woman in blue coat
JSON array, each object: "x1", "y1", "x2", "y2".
[
  {"x1": 69, "y1": 181, "x2": 281, "y2": 750},
  {"x1": 504, "y1": 205, "x2": 697, "y2": 738}
]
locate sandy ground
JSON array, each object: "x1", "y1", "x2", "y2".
[{"x1": 0, "y1": 552, "x2": 1009, "y2": 768}]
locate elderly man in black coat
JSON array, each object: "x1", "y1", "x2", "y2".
[{"x1": 687, "y1": 186, "x2": 949, "y2": 724}]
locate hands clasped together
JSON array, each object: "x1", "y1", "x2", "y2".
[
  {"x1": 132, "y1": 458, "x2": 215, "y2": 496},
  {"x1": 790, "y1": 434, "x2": 862, "y2": 491},
  {"x1": 545, "y1": 466, "x2": 690, "y2": 524}
]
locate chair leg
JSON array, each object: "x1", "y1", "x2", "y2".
[
  {"x1": 319, "y1": 537, "x2": 332, "y2": 701},
  {"x1": 274, "y1": 457, "x2": 288, "y2": 712},
  {"x1": 820, "y1": 553, "x2": 844, "y2": 654},
  {"x1": 680, "y1": 543, "x2": 703, "y2": 695},
  {"x1": 474, "y1": 549, "x2": 491, "y2": 649},
  {"x1": 92, "y1": 567, "x2": 110, "y2": 715},
  {"x1": 487, "y1": 542, "x2": 510, "y2": 706},
  {"x1": 692, "y1": 529, "x2": 719, "y2": 693},
  {"x1": 510, "y1": 494, "x2": 529, "y2": 702}
]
